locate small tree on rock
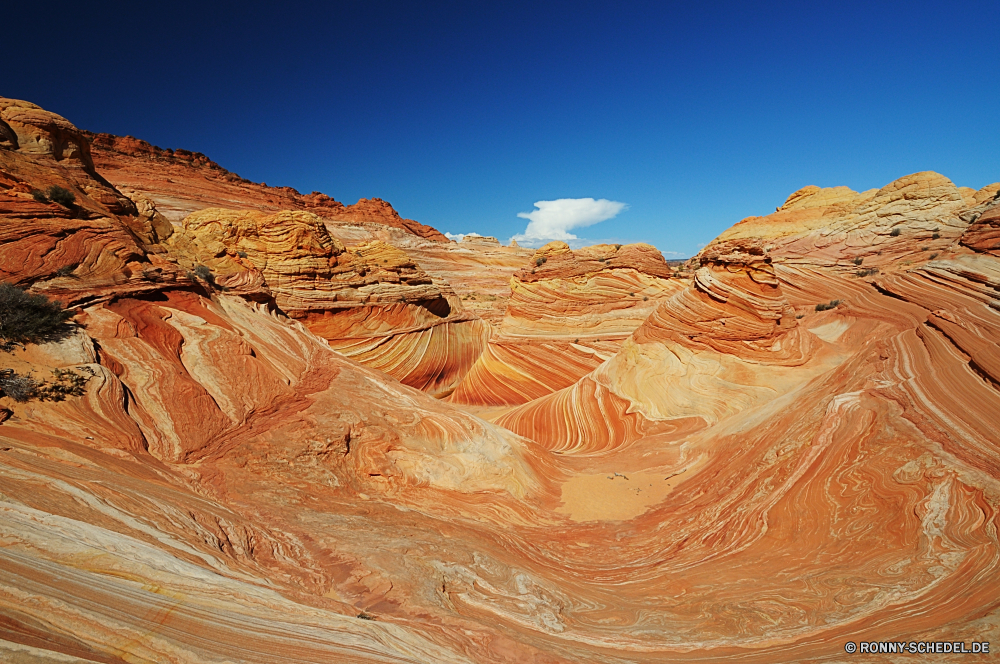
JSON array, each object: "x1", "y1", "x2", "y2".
[{"x1": 0, "y1": 283, "x2": 75, "y2": 352}]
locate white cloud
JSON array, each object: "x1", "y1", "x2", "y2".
[{"x1": 510, "y1": 198, "x2": 628, "y2": 246}]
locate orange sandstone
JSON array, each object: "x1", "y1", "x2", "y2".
[{"x1": 3, "y1": 101, "x2": 1000, "y2": 664}]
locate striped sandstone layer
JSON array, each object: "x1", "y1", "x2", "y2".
[
  {"x1": 3, "y1": 97, "x2": 1000, "y2": 663},
  {"x1": 448, "y1": 241, "x2": 681, "y2": 406},
  {"x1": 167, "y1": 207, "x2": 490, "y2": 397}
]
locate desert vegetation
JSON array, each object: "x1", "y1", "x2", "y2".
[
  {"x1": 0, "y1": 283, "x2": 75, "y2": 351},
  {"x1": 29, "y1": 185, "x2": 76, "y2": 206},
  {"x1": 0, "y1": 283, "x2": 90, "y2": 403}
]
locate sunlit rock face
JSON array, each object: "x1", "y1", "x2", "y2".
[
  {"x1": 0, "y1": 291, "x2": 554, "y2": 663},
  {"x1": 4, "y1": 98, "x2": 1000, "y2": 664},
  {"x1": 496, "y1": 238, "x2": 825, "y2": 451},
  {"x1": 167, "y1": 207, "x2": 490, "y2": 396},
  {"x1": 711, "y1": 171, "x2": 1000, "y2": 270},
  {"x1": 961, "y1": 196, "x2": 1000, "y2": 256},
  {"x1": 82, "y1": 130, "x2": 449, "y2": 241},
  {"x1": 0, "y1": 97, "x2": 189, "y2": 302},
  {"x1": 449, "y1": 241, "x2": 681, "y2": 406}
]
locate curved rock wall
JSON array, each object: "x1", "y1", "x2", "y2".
[
  {"x1": 167, "y1": 207, "x2": 488, "y2": 396},
  {"x1": 449, "y1": 242, "x2": 680, "y2": 406}
]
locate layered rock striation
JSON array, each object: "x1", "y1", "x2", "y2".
[
  {"x1": 4, "y1": 100, "x2": 1000, "y2": 664},
  {"x1": 711, "y1": 171, "x2": 1000, "y2": 270},
  {"x1": 449, "y1": 241, "x2": 681, "y2": 406},
  {"x1": 84, "y1": 130, "x2": 449, "y2": 241},
  {"x1": 0, "y1": 97, "x2": 190, "y2": 304},
  {"x1": 496, "y1": 238, "x2": 823, "y2": 452},
  {"x1": 165, "y1": 207, "x2": 489, "y2": 397}
]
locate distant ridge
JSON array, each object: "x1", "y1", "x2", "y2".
[{"x1": 81, "y1": 130, "x2": 450, "y2": 242}]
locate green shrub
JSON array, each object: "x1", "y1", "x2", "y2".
[
  {"x1": 188, "y1": 265, "x2": 222, "y2": 289},
  {"x1": 0, "y1": 283, "x2": 75, "y2": 352},
  {"x1": 852, "y1": 257, "x2": 863, "y2": 266},
  {"x1": 856, "y1": 268, "x2": 879, "y2": 277},
  {"x1": 31, "y1": 189, "x2": 48, "y2": 203},
  {"x1": 932, "y1": 232, "x2": 940, "y2": 239},
  {"x1": 0, "y1": 370, "x2": 38, "y2": 402},
  {"x1": 0, "y1": 367, "x2": 91, "y2": 403},
  {"x1": 46, "y1": 186, "x2": 76, "y2": 207},
  {"x1": 815, "y1": 299, "x2": 842, "y2": 312},
  {"x1": 890, "y1": 227, "x2": 901, "y2": 237},
  {"x1": 535, "y1": 257, "x2": 547, "y2": 267}
]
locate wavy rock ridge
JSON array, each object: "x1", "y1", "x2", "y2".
[
  {"x1": 449, "y1": 241, "x2": 681, "y2": 406},
  {"x1": 84, "y1": 129, "x2": 450, "y2": 241},
  {"x1": 496, "y1": 238, "x2": 824, "y2": 453},
  {"x1": 167, "y1": 207, "x2": 490, "y2": 397}
]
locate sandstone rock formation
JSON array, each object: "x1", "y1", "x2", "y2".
[
  {"x1": 0, "y1": 97, "x2": 189, "y2": 304},
  {"x1": 960, "y1": 195, "x2": 1000, "y2": 256},
  {"x1": 496, "y1": 238, "x2": 821, "y2": 450},
  {"x1": 709, "y1": 171, "x2": 999, "y2": 271},
  {"x1": 165, "y1": 207, "x2": 489, "y2": 397},
  {"x1": 449, "y1": 241, "x2": 681, "y2": 406},
  {"x1": 84, "y1": 130, "x2": 449, "y2": 241},
  {"x1": 4, "y1": 101, "x2": 1000, "y2": 663}
]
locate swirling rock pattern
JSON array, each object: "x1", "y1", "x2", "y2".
[
  {"x1": 496, "y1": 239, "x2": 823, "y2": 451},
  {"x1": 449, "y1": 242, "x2": 681, "y2": 406},
  {"x1": 3, "y1": 100, "x2": 1000, "y2": 664},
  {"x1": 168, "y1": 208, "x2": 489, "y2": 396}
]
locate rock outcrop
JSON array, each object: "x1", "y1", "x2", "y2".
[
  {"x1": 84, "y1": 131, "x2": 450, "y2": 241},
  {"x1": 960, "y1": 195, "x2": 1000, "y2": 256},
  {"x1": 449, "y1": 241, "x2": 680, "y2": 405},
  {"x1": 496, "y1": 238, "x2": 820, "y2": 450},
  {"x1": 0, "y1": 97, "x2": 189, "y2": 304},
  {"x1": 163, "y1": 207, "x2": 489, "y2": 396},
  {"x1": 710, "y1": 171, "x2": 999, "y2": 271}
]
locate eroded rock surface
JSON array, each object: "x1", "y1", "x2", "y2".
[
  {"x1": 165, "y1": 207, "x2": 489, "y2": 397},
  {"x1": 450, "y1": 241, "x2": 682, "y2": 406},
  {"x1": 3, "y1": 101, "x2": 1000, "y2": 664},
  {"x1": 84, "y1": 130, "x2": 449, "y2": 241}
]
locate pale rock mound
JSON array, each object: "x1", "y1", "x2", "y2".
[{"x1": 711, "y1": 171, "x2": 1000, "y2": 271}]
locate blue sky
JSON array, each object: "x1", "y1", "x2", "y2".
[{"x1": 6, "y1": 0, "x2": 998, "y2": 256}]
